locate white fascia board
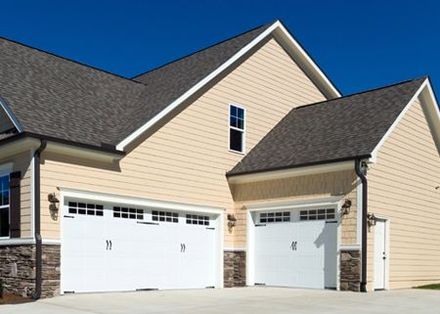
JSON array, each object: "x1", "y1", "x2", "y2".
[
  {"x1": 246, "y1": 195, "x2": 343, "y2": 212},
  {"x1": 370, "y1": 78, "x2": 432, "y2": 162},
  {"x1": 59, "y1": 187, "x2": 225, "y2": 214},
  {"x1": 228, "y1": 160, "x2": 354, "y2": 184},
  {"x1": 116, "y1": 20, "x2": 340, "y2": 151},
  {"x1": 45, "y1": 142, "x2": 123, "y2": 163},
  {"x1": 0, "y1": 96, "x2": 23, "y2": 132}
]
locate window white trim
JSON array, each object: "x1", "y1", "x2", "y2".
[
  {"x1": 116, "y1": 20, "x2": 340, "y2": 151},
  {"x1": 228, "y1": 104, "x2": 246, "y2": 154},
  {"x1": 0, "y1": 167, "x2": 12, "y2": 239}
]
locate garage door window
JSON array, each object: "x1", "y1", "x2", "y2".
[
  {"x1": 260, "y1": 211, "x2": 290, "y2": 223},
  {"x1": 299, "y1": 208, "x2": 335, "y2": 221},
  {"x1": 152, "y1": 210, "x2": 178, "y2": 223},
  {"x1": 113, "y1": 207, "x2": 144, "y2": 220},
  {"x1": 186, "y1": 214, "x2": 210, "y2": 226},
  {"x1": 68, "y1": 202, "x2": 104, "y2": 216}
]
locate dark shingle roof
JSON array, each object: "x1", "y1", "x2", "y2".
[
  {"x1": 0, "y1": 24, "x2": 270, "y2": 148},
  {"x1": 228, "y1": 77, "x2": 426, "y2": 176}
]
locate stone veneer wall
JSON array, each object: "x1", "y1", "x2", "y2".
[
  {"x1": 0, "y1": 244, "x2": 60, "y2": 298},
  {"x1": 224, "y1": 251, "x2": 246, "y2": 287},
  {"x1": 340, "y1": 249, "x2": 361, "y2": 292}
]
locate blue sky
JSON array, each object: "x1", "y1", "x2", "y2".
[{"x1": 0, "y1": 0, "x2": 439, "y2": 95}]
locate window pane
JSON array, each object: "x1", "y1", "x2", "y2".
[
  {"x1": 0, "y1": 207, "x2": 9, "y2": 237},
  {"x1": 229, "y1": 129, "x2": 243, "y2": 152},
  {"x1": 231, "y1": 106, "x2": 237, "y2": 117},
  {"x1": 237, "y1": 108, "x2": 244, "y2": 119},
  {"x1": 230, "y1": 116, "x2": 237, "y2": 128},
  {"x1": 237, "y1": 118, "x2": 244, "y2": 130}
]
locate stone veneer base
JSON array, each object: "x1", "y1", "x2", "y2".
[
  {"x1": 0, "y1": 244, "x2": 60, "y2": 298},
  {"x1": 224, "y1": 250, "x2": 246, "y2": 287},
  {"x1": 340, "y1": 249, "x2": 361, "y2": 292}
]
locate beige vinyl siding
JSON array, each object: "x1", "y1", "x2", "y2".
[
  {"x1": 368, "y1": 98, "x2": 440, "y2": 289},
  {"x1": 0, "y1": 152, "x2": 33, "y2": 238},
  {"x1": 40, "y1": 38, "x2": 326, "y2": 243},
  {"x1": 230, "y1": 170, "x2": 358, "y2": 247}
]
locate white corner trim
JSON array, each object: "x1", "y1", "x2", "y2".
[
  {"x1": 0, "y1": 96, "x2": 23, "y2": 132},
  {"x1": 356, "y1": 178, "x2": 362, "y2": 246},
  {"x1": 228, "y1": 160, "x2": 354, "y2": 184},
  {"x1": 339, "y1": 244, "x2": 361, "y2": 251},
  {"x1": 370, "y1": 78, "x2": 429, "y2": 161},
  {"x1": 59, "y1": 187, "x2": 225, "y2": 214},
  {"x1": 246, "y1": 195, "x2": 343, "y2": 212},
  {"x1": 116, "y1": 20, "x2": 340, "y2": 151}
]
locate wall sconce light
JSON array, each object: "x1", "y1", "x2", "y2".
[
  {"x1": 340, "y1": 199, "x2": 352, "y2": 216},
  {"x1": 367, "y1": 213, "x2": 377, "y2": 228},
  {"x1": 227, "y1": 214, "x2": 236, "y2": 232},
  {"x1": 48, "y1": 193, "x2": 60, "y2": 221}
]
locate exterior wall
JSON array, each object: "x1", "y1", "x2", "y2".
[
  {"x1": 39, "y1": 38, "x2": 326, "y2": 244},
  {"x1": 230, "y1": 170, "x2": 358, "y2": 248},
  {"x1": 368, "y1": 98, "x2": 440, "y2": 290},
  {"x1": 0, "y1": 152, "x2": 33, "y2": 238},
  {"x1": 0, "y1": 244, "x2": 60, "y2": 298}
]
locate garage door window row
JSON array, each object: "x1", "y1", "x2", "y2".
[
  {"x1": 259, "y1": 211, "x2": 290, "y2": 223},
  {"x1": 299, "y1": 208, "x2": 335, "y2": 221},
  {"x1": 113, "y1": 207, "x2": 144, "y2": 220},
  {"x1": 68, "y1": 202, "x2": 104, "y2": 216},
  {"x1": 152, "y1": 210, "x2": 179, "y2": 223},
  {"x1": 186, "y1": 214, "x2": 210, "y2": 226}
]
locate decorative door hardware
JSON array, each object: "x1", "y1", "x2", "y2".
[
  {"x1": 180, "y1": 243, "x2": 186, "y2": 253},
  {"x1": 106, "y1": 240, "x2": 113, "y2": 250},
  {"x1": 290, "y1": 241, "x2": 297, "y2": 251}
]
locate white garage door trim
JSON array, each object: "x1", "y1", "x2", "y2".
[
  {"x1": 246, "y1": 197, "x2": 343, "y2": 290},
  {"x1": 59, "y1": 188, "x2": 225, "y2": 294}
]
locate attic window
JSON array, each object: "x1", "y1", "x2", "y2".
[{"x1": 229, "y1": 105, "x2": 245, "y2": 153}]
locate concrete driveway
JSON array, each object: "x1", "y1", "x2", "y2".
[{"x1": 0, "y1": 287, "x2": 437, "y2": 314}]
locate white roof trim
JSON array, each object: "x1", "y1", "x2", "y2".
[
  {"x1": 116, "y1": 20, "x2": 340, "y2": 151},
  {"x1": 0, "y1": 96, "x2": 23, "y2": 132},
  {"x1": 370, "y1": 78, "x2": 440, "y2": 161}
]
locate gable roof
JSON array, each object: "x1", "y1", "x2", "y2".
[
  {"x1": 227, "y1": 77, "x2": 428, "y2": 177},
  {"x1": 0, "y1": 20, "x2": 339, "y2": 153}
]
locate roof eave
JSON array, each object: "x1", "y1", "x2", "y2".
[{"x1": 227, "y1": 155, "x2": 371, "y2": 184}]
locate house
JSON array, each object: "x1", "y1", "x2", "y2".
[{"x1": 0, "y1": 20, "x2": 439, "y2": 298}]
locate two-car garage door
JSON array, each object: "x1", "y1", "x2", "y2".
[
  {"x1": 253, "y1": 207, "x2": 338, "y2": 289},
  {"x1": 61, "y1": 199, "x2": 220, "y2": 293}
]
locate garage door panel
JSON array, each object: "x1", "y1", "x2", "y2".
[
  {"x1": 254, "y1": 209, "x2": 338, "y2": 289},
  {"x1": 61, "y1": 200, "x2": 218, "y2": 293}
]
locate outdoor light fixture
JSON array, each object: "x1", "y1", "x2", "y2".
[
  {"x1": 48, "y1": 193, "x2": 60, "y2": 220},
  {"x1": 367, "y1": 213, "x2": 377, "y2": 228},
  {"x1": 340, "y1": 199, "x2": 352, "y2": 216},
  {"x1": 227, "y1": 214, "x2": 237, "y2": 231}
]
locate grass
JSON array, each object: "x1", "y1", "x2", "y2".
[{"x1": 415, "y1": 284, "x2": 440, "y2": 290}]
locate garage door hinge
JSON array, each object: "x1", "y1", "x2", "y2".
[
  {"x1": 64, "y1": 291, "x2": 75, "y2": 294},
  {"x1": 136, "y1": 288, "x2": 159, "y2": 291},
  {"x1": 205, "y1": 286, "x2": 215, "y2": 289},
  {"x1": 254, "y1": 283, "x2": 266, "y2": 286},
  {"x1": 63, "y1": 215, "x2": 75, "y2": 219},
  {"x1": 255, "y1": 224, "x2": 266, "y2": 227},
  {"x1": 325, "y1": 221, "x2": 337, "y2": 224}
]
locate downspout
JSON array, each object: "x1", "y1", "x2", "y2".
[
  {"x1": 32, "y1": 140, "x2": 47, "y2": 300},
  {"x1": 355, "y1": 159, "x2": 368, "y2": 292}
]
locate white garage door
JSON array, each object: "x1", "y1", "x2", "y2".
[
  {"x1": 61, "y1": 200, "x2": 219, "y2": 293},
  {"x1": 253, "y1": 208, "x2": 338, "y2": 289}
]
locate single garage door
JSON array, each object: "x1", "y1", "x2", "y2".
[
  {"x1": 61, "y1": 199, "x2": 219, "y2": 293},
  {"x1": 253, "y1": 207, "x2": 338, "y2": 289}
]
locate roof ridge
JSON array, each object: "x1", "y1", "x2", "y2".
[
  {"x1": 294, "y1": 76, "x2": 427, "y2": 111},
  {"x1": 0, "y1": 35, "x2": 145, "y2": 85},
  {"x1": 131, "y1": 22, "x2": 273, "y2": 80}
]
